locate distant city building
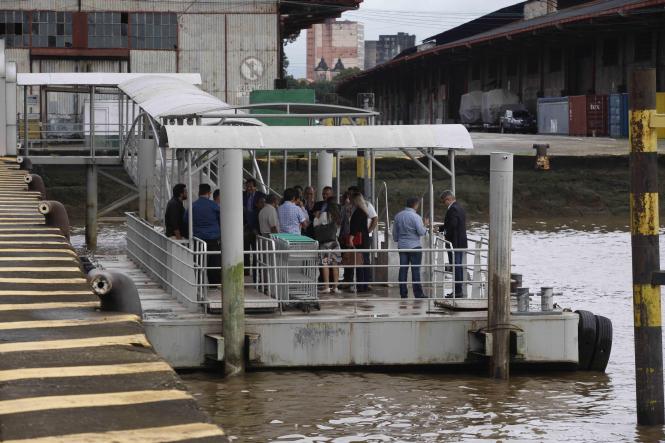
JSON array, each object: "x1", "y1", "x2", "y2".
[
  {"x1": 364, "y1": 32, "x2": 415, "y2": 69},
  {"x1": 306, "y1": 19, "x2": 364, "y2": 81}
]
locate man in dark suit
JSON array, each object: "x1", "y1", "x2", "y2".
[
  {"x1": 440, "y1": 190, "x2": 467, "y2": 297},
  {"x1": 242, "y1": 178, "x2": 266, "y2": 278}
]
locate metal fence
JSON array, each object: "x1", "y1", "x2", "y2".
[
  {"x1": 126, "y1": 213, "x2": 489, "y2": 315},
  {"x1": 126, "y1": 212, "x2": 211, "y2": 313}
]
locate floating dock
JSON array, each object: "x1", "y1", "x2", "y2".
[
  {"x1": 96, "y1": 252, "x2": 580, "y2": 370},
  {"x1": 0, "y1": 158, "x2": 225, "y2": 442}
]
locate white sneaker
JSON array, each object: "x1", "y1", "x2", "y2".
[
  {"x1": 332, "y1": 287, "x2": 341, "y2": 294},
  {"x1": 320, "y1": 288, "x2": 331, "y2": 294}
]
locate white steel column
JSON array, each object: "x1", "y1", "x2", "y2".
[
  {"x1": 220, "y1": 148, "x2": 245, "y2": 376},
  {"x1": 488, "y1": 152, "x2": 513, "y2": 379},
  {"x1": 5, "y1": 62, "x2": 16, "y2": 156},
  {"x1": 138, "y1": 138, "x2": 156, "y2": 222},
  {"x1": 317, "y1": 151, "x2": 333, "y2": 199}
]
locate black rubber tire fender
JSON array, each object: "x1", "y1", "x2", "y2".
[
  {"x1": 589, "y1": 315, "x2": 613, "y2": 372},
  {"x1": 576, "y1": 310, "x2": 597, "y2": 370}
]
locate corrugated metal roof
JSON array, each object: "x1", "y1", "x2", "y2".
[
  {"x1": 164, "y1": 124, "x2": 473, "y2": 151},
  {"x1": 17, "y1": 73, "x2": 201, "y2": 86},
  {"x1": 343, "y1": 0, "x2": 665, "y2": 84}
]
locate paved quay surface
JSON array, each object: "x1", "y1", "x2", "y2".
[{"x1": 0, "y1": 158, "x2": 225, "y2": 442}]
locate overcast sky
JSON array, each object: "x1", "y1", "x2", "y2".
[{"x1": 285, "y1": 0, "x2": 520, "y2": 78}]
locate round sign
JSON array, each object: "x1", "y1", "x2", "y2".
[{"x1": 240, "y1": 56, "x2": 264, "y2": 82}]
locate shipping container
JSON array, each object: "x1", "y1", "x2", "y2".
[
  {"x1": 609, "y1": 93, "x2": 629, "y2": 138},
  {"x1": 537, "y1": 97, "x2": 569, "y2": 135},
  {"x1": 569, "y1": 95, "x2": 608, "y2": 137},
  {"x1": 657, "y1": 92, "x2": 665, "y2": 140},
  {"x1": 249, "y1": 89, "x2": 315, "y2": 126}
]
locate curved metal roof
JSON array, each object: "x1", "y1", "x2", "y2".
[
  {"x1": 17, "y1": 73, "x2": 201, "y2": 86},
  {"x1": 118, "y1": 76, "x2": 227, "y2": 118},
  {"x1": 164, "y1": 124, "x2": 473, "y2": 152}
]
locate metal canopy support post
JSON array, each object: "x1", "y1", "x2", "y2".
[
  {"x1": 220, "y1": 148, "x2": 245, "y2": 376},
  {"x1": 488, "y1": 152, "x2": 513, "y2": 380},
  {"x1": 448, "y1": 149, "x2": 456, "y2": 195},
  {"x1": 23, "y1": 85, "x2": 28, "y2": 155},
  {"x1": 283, "y1": 149, "x2": 287, "y2": 190},
  {"x1": 629, "y1": 68, "x2": 664, "y2": 425},
  {"x1": 187, "y1": 150, "x2": 194, "y2": 242},
  {"x1": 335, "y1": 153, "x2": 341, "y2": 203},
  {"x1": 138, "y1": 138, "x2": 157, "y2": 222},
  {"x1": 307, "y1": 151, "x2": 312, "y2": 187},
  {"x1": 266, "y1": 151, "x2": 271, "y2": 191},
  {"x1": 90, "y1": 86, "x2": 95, "y2": 160},
  {"x1": 427, "y1": 148, "x2": 435, "y2": 291},
  {"x1": 85, "y1": 163, "x2": 98, "y2": 250},
  {"x1": 317, "y1": 151, "x2": 333, "y2": 200},
  {"x1": 0, "y1": 46, "x2": 6, "y2": 156},
  {"x1": 5, "y1": 62, "x2": 17, "y2": 156}
]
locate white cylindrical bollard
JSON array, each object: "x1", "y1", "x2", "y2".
[
  {"x1": 488, "y1": 152, "x2": 513, "y2": 379},
  {"x1": 220, "y1": 148, "x2": 245, "y2": 376},
  {"x1": 317, "y1": 151, "x2": 333, "y2": 199},
  {"x1": 541, "y1": 287, "x2": 554, "y2": 311},
  {"x1": 6, "y1": 61, "x2": 17, "y2": 156}
]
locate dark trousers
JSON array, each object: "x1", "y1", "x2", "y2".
[
  {"x1": 243, "y1": 230, "x2": 257, "y2": 281},
  {"x1": 399, "y1": 248, "x2": 424, "y2": 298},
  {"x1": 205, "y1": 239, "x2": 221, "y2": 285},
  {"x1": 447, "y1": 250, "x2": 464, "y2": 295}
]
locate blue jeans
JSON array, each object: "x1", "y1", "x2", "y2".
[{"x1": 399, "y1": 248, "x2": 424, "y2": 298}]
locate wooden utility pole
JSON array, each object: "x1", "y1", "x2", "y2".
[{"x1": 629, "y1": 68, "x2": 664, "y2": 425}]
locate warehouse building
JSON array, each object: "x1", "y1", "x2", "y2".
[
  {"x1": 0, "y1": 0, "x2": 360, "y2": 118},
  {"x1": 338, "y1": 0, "x2": 665, "y2": 126}
]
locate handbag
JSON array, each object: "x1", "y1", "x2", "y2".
[
  {"x1": 352, "y1": 232, "x2": 364, "y2": 247},
  {"x1": 314, "y1": 221, "x2": 337, "y2": 244}
]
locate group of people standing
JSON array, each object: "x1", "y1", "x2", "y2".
[{"x1": 164, "y1": 178, "x2": 467, "y2": 299}]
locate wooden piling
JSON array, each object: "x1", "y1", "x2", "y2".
[
  {"x1": 629, "y1": 68, "x2": 664, "y2": 425},
  {"x1": 488, "y1": 152, "x2": 513, "y2": 379}
]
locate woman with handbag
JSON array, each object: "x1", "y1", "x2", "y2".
[
  {"x1": 347, "y1": 192, "x2": 371, "y2": 293},
  {"x1": 313, "y1": 200, "x2": 342, "y2": 293}
]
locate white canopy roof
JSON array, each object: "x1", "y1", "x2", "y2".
[
  {"x1": 164, "y1": 124, "x2": 474, "y2": 151},
  {"x1": 118, "y1": 76, "x2": 261, "y2": 123},
  {"x1": 17, "y1": 72, "x2": 201, "y2": 86}
]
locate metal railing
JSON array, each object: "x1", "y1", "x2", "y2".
[
  {"x1": 126, "y1": 212, "x2": 212, "y2": 313},
  {"x1": 126, "y1": 213, "x2": 489, "y2": 316}
]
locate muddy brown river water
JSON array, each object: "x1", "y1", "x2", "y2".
[{"x1": 73, "y1": 220, "x2": 665, "y2": 442}]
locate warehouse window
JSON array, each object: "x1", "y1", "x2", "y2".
[
  {"x1": 526, "y1": 52, "x2": 539, "y2": 75},
  {"x1": 634, "y1": 32, "x2": 652, "y2": 62},
  {"x1": 470, "y1": 62, "x2": 480, "y2": 80},
  {"x1": 88, "y1": 12, "x2": 128, "y2": 48},
  {"x1": 603, "y1": 39, "x2": 618, "y2": 66},
  {"x1": 549, "y1": 48, "x2": 562, "y2": 72},
  {"x1": 130, "y1": 13, "x2": 177, "y2": 50},
  {"x1": 0, "y1": 11, "x2": 29, "y2": 47},
  {"x1": 32, "y1": 11, "x2": 72, "y2": 48}
]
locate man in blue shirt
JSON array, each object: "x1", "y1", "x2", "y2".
[
  {"x1": 393, "y1": 197, "x2": 427, "y2": 298},
  {"x1": 278, "y1": 188, "x2": 308, "y2": 234},
  {"x1": 185, "y1": 183, "x2": 221, "y2": 285}
]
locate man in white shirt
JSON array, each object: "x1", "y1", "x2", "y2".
[{"x1": 258, "y1": 194, "x2": 279, "y2": 236}]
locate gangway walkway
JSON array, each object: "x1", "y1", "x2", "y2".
[{"x1": 0, "y1": 158, "x2": 225, "y2": 442}]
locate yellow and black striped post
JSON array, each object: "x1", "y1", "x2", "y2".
[{"x1": 629, "y1": 68, "x2": 664, "y2": 425}]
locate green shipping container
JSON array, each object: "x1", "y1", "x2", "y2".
[{"x1": 249, "y1": 89, "x2": 315, "y2": 126}]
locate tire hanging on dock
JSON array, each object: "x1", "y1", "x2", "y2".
[
  {"x1": 589, "y1": 315, "x2": 613, "y2": 372},
  {"x1": 576, "y1": 310, "x2": 597, "y2": 370}
]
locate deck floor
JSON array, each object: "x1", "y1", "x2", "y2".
[{"x1": 94, "y1": 255, "x2": 503, "y2": 323}]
